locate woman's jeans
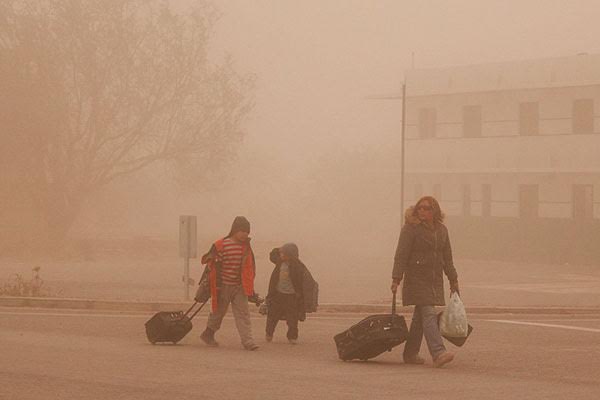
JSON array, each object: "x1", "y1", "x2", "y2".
[{"x1": 403, "y1": 305, "x2": 446, "y2": 360}]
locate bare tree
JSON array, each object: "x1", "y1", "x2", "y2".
[{"x1": 0, "y1": 0, "x2": 254, "y2": 249}]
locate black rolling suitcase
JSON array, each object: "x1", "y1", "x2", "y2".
[
  {"x1": 145, "y1": 300, "x2": 207, "y2": 344},
  {"x1": 334, "y1": 293, "x2": 408, "y2": 361}
]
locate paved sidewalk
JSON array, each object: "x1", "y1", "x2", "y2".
[
  {"x1": 2, "y1": 296, "x2": 600, "y2": 315},
  {"x1": 2, "y1": 255, "x2": 599, "y2": 310}
]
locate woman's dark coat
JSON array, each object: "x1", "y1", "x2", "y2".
[
  {"x1": 267, "y1": 248, "x2": 308, "y2": 322},
  {"x1": 392, "y1": 207, "x2": 458, "y2": 306}
]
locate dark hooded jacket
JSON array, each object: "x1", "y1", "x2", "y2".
[
  {"x1": 267, "y1": 248, "x2": 308, "y2": 322},
  {"x1": 392, "y1": 207, "x2": 458, "y2": 306}
]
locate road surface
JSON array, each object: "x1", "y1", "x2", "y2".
[{"x1": 1, "y1": 308, "x2": 599, "y2": 399}]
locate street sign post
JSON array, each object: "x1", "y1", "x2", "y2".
[{"x1": 179, "y1": 215, "x2": 197, "y2": 300}]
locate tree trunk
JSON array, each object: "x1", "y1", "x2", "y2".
[{"x1": 40, "y1": 186, "x2": 85, "y2": 256}]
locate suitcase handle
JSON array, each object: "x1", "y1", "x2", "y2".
[
  {"x1": 390, "y1": 292, "x2": 396, "y2": 326},
  {"x1": 183, "y1": 300, "x2": 209, "y2": 321}
]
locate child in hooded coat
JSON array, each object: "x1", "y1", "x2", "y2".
[{"x1": 265, "y1": 243, "x2": 310, "y2": 344}]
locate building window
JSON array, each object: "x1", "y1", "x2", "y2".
[
  {"x1": 418, "y1": 108, "x2": 437, "y2": 139},
  {"x1": 519, "y1": 102, "x2": 539, "y2": 136},
  {"x1": 519, "y1": 184, "x2": 539, "y2": 219},
  {"x1": 462, "y1": 185, "x2": 471, "y2": 216},
  {"x1": 482, "y1": 184, "x2": 492, "y2": 217},
  {"x1": 572, "y1": 185, "x2": 594, "y2": 220},
  {"x1": 572, "y1": 99, "x2": 594, "y2": 134},
  {"x1": 463, "y1": 105, "x2": 482, "y2": 138}
]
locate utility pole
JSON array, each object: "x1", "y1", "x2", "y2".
[
  {"x1": 400, "y1": 81, "x2": 407, "y2": 217},
  {"x1": 364, "y1": 76, "x2": 408, "y2": 221}
]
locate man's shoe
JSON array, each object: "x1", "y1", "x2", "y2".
[
  {"x1": 403, "y1": 355, "x2": 425, "y2": 365},
  {"x1": 244, "y1": 343, "x2": 259, "y2": 351},
  {"x1": 433, "y1": 352, "x2": 454, "y2": 368},
  {"x1": 265, "y1": 334, "x2": 273, "y2": 342},
  {"x1": 288, "y1": 339, "x2": 297, "y2": 345},
  {"x1": 200, "y1": 328, "x2": 219, "y2": 347}
]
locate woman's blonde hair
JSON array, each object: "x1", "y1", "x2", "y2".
[{"x1": 413, "y1": 196, "x2": 445, "y2": 224}]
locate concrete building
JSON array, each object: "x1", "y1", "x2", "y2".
[{"x1": 403, "y1": 54, "x2": 600, "y2": 263}]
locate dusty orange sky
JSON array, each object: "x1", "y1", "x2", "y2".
[
  {"x1": 79, "y1": 0, "x2": 600, "y2": 243},
  {"x1": 208, "y1": 0, "x2": 600, "y2": 156}
]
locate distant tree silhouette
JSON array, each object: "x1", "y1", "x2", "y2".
[{"x1": 0, "y1": 0, "x2": 254, "y2": 250}]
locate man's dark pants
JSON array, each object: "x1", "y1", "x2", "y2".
[{"x1": 265, "y1": 292, "x2": 299, "y2": 340}]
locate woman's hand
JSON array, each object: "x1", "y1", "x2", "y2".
[
  {"x1": 391, "y1": 279, "x2": 401, "y2": 293},
  {"x1": 450, "y1": 280, "x2": 460, "y2": 296}
]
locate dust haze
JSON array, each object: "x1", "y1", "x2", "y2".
[{"x1": 2, "y1": 0, "x2": 600, "y2": 306}]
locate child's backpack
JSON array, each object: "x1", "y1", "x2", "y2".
[{"x1": 302, "y1": 268, "x2": 319, "y2": 313}]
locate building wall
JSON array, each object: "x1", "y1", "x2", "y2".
[
  {"x1": 405, "y1": 173, "x2": 600, "y2": 219},
  {"x1": 402, "y1": 84, "x2": 600, "y2": 220}
]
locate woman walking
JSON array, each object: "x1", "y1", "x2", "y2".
[{"x1": 391, "y1": 196, "x2": 460, "y2": 368}]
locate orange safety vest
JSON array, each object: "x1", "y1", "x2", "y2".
[{"x1": 202, "y1": 238, "x2": 255, "y2": 313}]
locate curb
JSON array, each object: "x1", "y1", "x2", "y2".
[{"x1": 1, "y1": 296, "x2": 600, "y2": 315}]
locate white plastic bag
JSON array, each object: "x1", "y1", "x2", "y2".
[{"x1": 439, "y1": 292, "x2": 468, "y2": 338}]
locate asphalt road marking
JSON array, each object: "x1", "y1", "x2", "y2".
[
  {"x1": 2, "y1": 311, "x2": 600, "y2": 327},
  {"x1": 489, "y1": 319, "x2": 600, "y2": 333},
  {"x1": 509, "y1": 318, "x2": 600, "y2": 323}
]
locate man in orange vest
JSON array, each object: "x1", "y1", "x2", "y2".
[{"x1": 199, "y1": 216, "x2": 259, "y2": 350}]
